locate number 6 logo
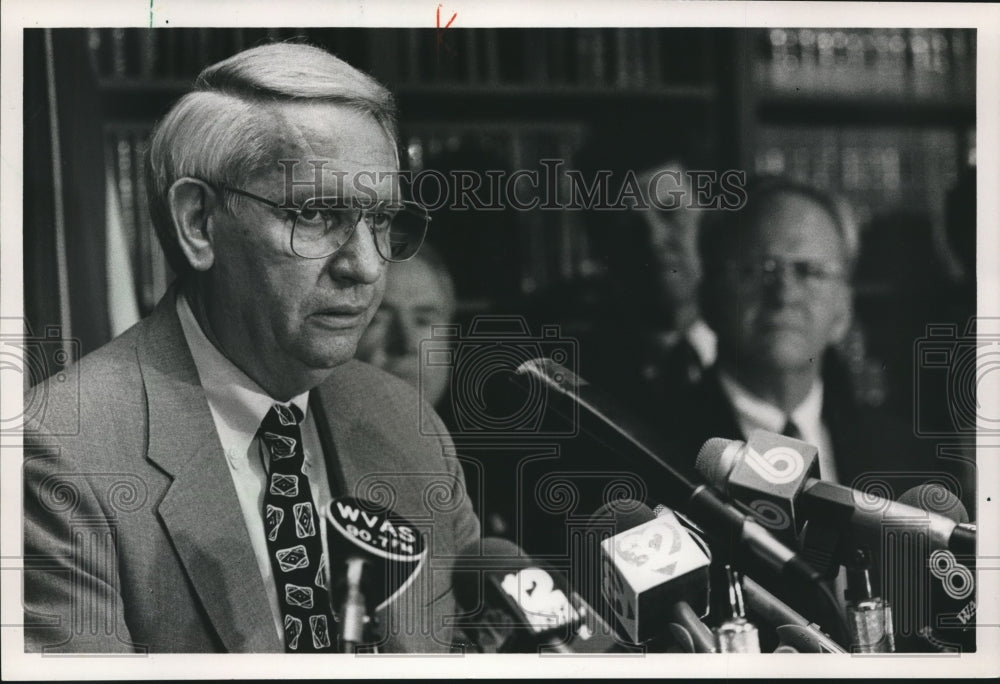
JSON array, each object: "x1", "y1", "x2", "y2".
[{"x1": 745, "y1": 446, "x2": 805, "y2": 485}]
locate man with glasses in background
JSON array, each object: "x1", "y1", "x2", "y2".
[
  {"x1": 24, "y1": 43, "x2": 479, "y2": 653},
  {"x1": 668, "y1": 177, "x2": 929, "y2": 487}
]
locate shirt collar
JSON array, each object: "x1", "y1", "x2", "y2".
[
  {"x1": 684, "y1": 319, "x2": 717, "y2": 368},
  {"x1": 718, "y1": 369, "x2": 824, "y2": 434},
  {"x1": 175, "y1": 291, "x2": 310, "y2": 459}
]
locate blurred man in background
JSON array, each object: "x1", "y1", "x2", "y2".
[
  {"x1": 632, "y1": 162, "x2": 716, "y2": 423},
  {"x1": 356, "y1": 243, "x2": 456, "y2": 409},
  {"x1": 670, "y1": 176, "x2": 934, "y2": 487}
]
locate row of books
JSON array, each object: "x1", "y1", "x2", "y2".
[
  {"x1": 104, "y1": 121, "x2": 969, "y2": 319},
  {"x1": 102, "y1": 119, "x2": 593, "y2": 316},
  {"x1": 754, "y1": 125, "x2": 966, "y2": 226},
  {"x1": 402, "y1": 123, "x2": 593, "y2": 302},
  {"x1": 756, "y1": 28, "x2": 975, "y2": 100},
  {"x1": 85, "y1": 27, "x2": 712, "y2": 91},
  {"x1": 106, "y1": 126, "x2": 171, "y2": 317}
]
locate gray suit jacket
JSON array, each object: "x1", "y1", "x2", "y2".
[{"x1": 23, "y1": 289, "x2": 481, "y2": 653}]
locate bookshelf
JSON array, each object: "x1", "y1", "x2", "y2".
[
  {"x1": 738, "y1": 28, "x2": 975, "y2": 226},
  {"x1": 89, "y1": 27, "x2": 728, "y2": 322},
  {"x1": 735, "y1": 27, "x2": 977, "y2": 416}
]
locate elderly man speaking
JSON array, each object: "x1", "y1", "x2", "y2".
[{"x1": 23, "y1": 43, "x2": 480, "y2": 654}]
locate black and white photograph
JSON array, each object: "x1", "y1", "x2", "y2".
[{"x1": 2, "y1": 0, "x2": 998, "y2": 679}]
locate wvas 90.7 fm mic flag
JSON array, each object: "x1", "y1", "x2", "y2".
[{"x1": 323, "y1": 496, "x2": 427, "y2": 652}]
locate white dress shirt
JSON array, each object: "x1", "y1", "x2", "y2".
[
  {"x1": 717, "y1": 370, "x2": 848, "y2": 612},
  {"x1": 176, "y1": 292, "x2": 332, "y2": 644},
  {"x1": 717, "y1": 370, "x2": 839, "y2": 483},
  {"x1": 686, "y1": 318, "x2": 718, "y2": 370}
]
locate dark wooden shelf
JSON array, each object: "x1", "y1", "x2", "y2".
[
  {"x1": 395, "y1": 83, "x2": 717, "y2": 100},
  {"x1": 98, "y1": 77, "x2": 719, "y2": 126},
  {"x1": 98, "y1": 78, "x2": 716, "y2": 99},
  {"x1": 756, "y1": 92, "x2": 975, "y2": 127}
]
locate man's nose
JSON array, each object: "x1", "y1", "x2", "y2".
[
  {"x1": 327, "y1": 216, "x2": 383, "y2": 284},
  {"x1": 763, "y1": 265, "x2": 807, "y2": 304}
]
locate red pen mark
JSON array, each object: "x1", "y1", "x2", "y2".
[{"x1": 436, "y1": 4, "x2": 458, "y2": 63}]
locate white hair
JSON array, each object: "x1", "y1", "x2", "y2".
[{"x1": 146, "y1": 42, "x2": 398, "y2": 276}]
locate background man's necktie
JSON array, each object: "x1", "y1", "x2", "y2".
[
  {"x1": 781, "y1": 418, "x2": 803, "y2": 440},
  {"x1": 259, "y1": 403, "x2": 334, "y2": 652}
]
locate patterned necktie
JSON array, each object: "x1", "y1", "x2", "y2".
[
  {"x1": 259, "y1": 403, "x2": 333, "y2": 652},
  {"x1": 781, "y1": 417, "x2": 802, "y2": 440}
]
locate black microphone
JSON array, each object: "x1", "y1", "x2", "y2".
[
  {"x1": 323, "y1": 497, "x2": 427, "y2": 653},
  {"x1": 886, "y1": 484, "x2": 976, "y2": 653},
  {"x1": 514, "y1": 359, "x2": 825, "y2": 589},
  {"x1": 589, "y1": 499, "x2": 716, "y2": 651},
  {"x1": 740, "y1": 576, "x2": 846, "y2": 653},
  {"x1": 694, "y1": 434, "x2": 976, "y2": 560},
  {"x1": 451, "y1": 537, "x2": 625, "y2": 653},
  {"x1": 898, "y1": 483, "x2": 970, "y2": 524}
]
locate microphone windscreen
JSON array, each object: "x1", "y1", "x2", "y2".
[
  {"x1": 694, "y1": 437, "x2": 739, "y2": 488},
  {"x1": 451, "y1": 537, "x2": 624, "y2": 653},
  {"x1": 589, "y1": 499, "x2": 656, "y2": 534},
  {"x1": 898, "y1": 484, "x2": 969, "y2": 524},
  {"x1": 457, "y1": 537, "x2": 526, "y2": 561}
]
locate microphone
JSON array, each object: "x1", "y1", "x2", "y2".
[
  {"x1": 774, "y1": 624, "x2": 847, "y2": 653},
  {"x1": 898, "y1": 483, "x2": 970, "y2": 524},
  {"x1": 715, "y1": 565, "x2": 760, "y2": 653},
  {"x1": 740, "y1": 574, "x2": 846, "y2": 652},
  {"x1": 694, "y1": 434, "x2": 976, "y2": 560},
  {"x1": 886, "y1": 484, "x2": 976, "y2": 653},
  {"x1": 589, "y1": 499, "x2": 715, "y2": 650},
  {"x1": 451, "y1": 537, "x2": 625, "y2": 653},
  {"x1": 514, "y1": 359, "x2": 827, "y2": 589},
  {"x1": 843, "y1": 547, "x2": 895, "y2": 653},
  {"x1": 323, "y1": 496, "x2": 427, "y2": 652}
]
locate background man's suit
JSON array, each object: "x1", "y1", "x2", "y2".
[
  {"x1": 23, "y1": 289, "x2": 480, "y2": 653},
  {"x1": 652, "y1": 353, "x2": 951, "y2": 496}
]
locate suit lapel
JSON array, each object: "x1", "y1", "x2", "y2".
[
  {"x1": 309, "y1": 390, "x2": 347, "y2": 500},
  {"x1": 137, "y1": 288, "x2": 280, "y2": 653},
  {"x1": 312, "y1": 374, "x2": 369, "y2": 496},
  {"x1": 701, "y1": 368, "x2": 744, "y2": 438}
]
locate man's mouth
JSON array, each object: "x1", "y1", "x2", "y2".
[
  {"x1": 315, "y1": 305, "x2": 369, "y2": 316},
  {"x1": 309, "y1": 305, "x2": 370, "y2": 328}
]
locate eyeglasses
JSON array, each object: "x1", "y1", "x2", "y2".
[
  {"x1": 725, "y1": 257, "x2": 845, "y2": 289},
  {"x1": 217, "y1": 185, "x2": 430, "y2": 262}
]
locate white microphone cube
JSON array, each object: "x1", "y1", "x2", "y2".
[{"x1": 600, "y1": 510, "x2": 711, "y2": 644}]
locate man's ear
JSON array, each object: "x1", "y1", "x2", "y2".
[
  {"x1": 828, "y1": 283, "x2": 854, "y2": 345},
  {"x1": 168, "y1": 178, "x2": 218, "y2": 272},
  {"x1": 698, "y1": 277, "x2": 720, "y2": 333}
]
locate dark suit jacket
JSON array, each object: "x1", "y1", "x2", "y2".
[
  {"x1": 654, "y1": 357, "x2": 958, "y2": 639},
  {"x1": 23, "y1": 289, "x2": 481, "y2": 653},
  {"x1": 657, "y1": 355, "x2": 943, "y2": 492}
]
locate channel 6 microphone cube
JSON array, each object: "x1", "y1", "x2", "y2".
[{"x1": 599, "y1": 510, "x2": 711, "y2": 644}]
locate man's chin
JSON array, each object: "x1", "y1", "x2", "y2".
[
  {"x1": 760, "y1": 348, "x2": 822, "y2": 374},
  {"x1": 295, "y1": 335, "x2": 362, "y2": 371}
]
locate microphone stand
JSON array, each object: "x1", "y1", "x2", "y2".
[
  {"x1": 340, "y1": 557, "x2": 370, "y2": 653},
  {"x1": 844, "y1": 548, "x2": 895, "y2": 653}
]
